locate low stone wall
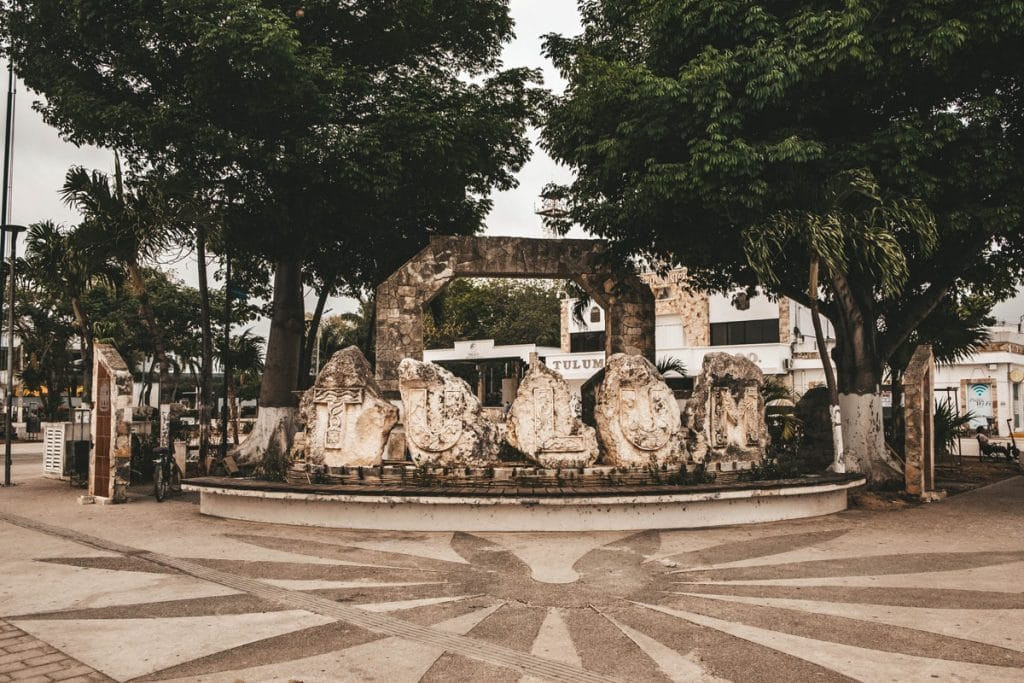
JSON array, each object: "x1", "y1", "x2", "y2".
[{"x1": 185, "y1": 474, "x2": 864, "y2": 532}]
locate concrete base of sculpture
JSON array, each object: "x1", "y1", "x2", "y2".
[{"x1": 184, "y1": 474, "x2": 863, "y2": 532}]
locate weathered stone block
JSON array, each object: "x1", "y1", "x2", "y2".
[
  {"x1": 506, "y1": 358, "x2": 598, "y2": 468},
  {"x1": 299, "y1": 347, "x2": 399, "y2": 467},
  {"x1": 903, "y1": 345, "x2": 936, "y2": 497},
  {"x1": 383, "y1": 425, "x2": 407, "y2": 461},
  {"x1": 687, "y1": 352, "x2": 768, "y2": 464},
  {"x1": 90, "y1": 343, "x2": 133, "y2": 503},
  {"x1": 587, "y1": 353, "x2": 686, "y2": 466},
  {"x1": 399, "y1": 358, "x2": 502, "y2": 466},
  {"x1": 375, "y1": 236, "x2": 655, "y2": 392}
]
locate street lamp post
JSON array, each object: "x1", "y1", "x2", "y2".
[{"x1": 1, "y1": 223, "x2": 26, "y2": 487}]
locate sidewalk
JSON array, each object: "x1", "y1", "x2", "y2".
[
  {"x1": 0, "y1": 621, "x2": 110, "y2": 682},
  {"x1": 2, "y1": 465, "x2": 1024, "y2": 681}
]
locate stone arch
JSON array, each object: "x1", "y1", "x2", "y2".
[{"x1": 374, "y1": 236, "x2": 655, "y2": 394}]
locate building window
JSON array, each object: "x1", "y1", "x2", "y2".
[
  {"x1": 655, "y1": 315, "x2": 685, "y2": 349},
  {"x1": 589, "y1": 306, "x2": 601, "y2": 324},
  {"x1": 1015, "y1": 382, "x2": 1021, "y2": 429},
  {"x1": 710, "y1": 319, "x2": 780, "y2": 346},
  {"x1": 571, "y1": 331, "x2": 605, "y2": 353},
  {"x1": 0, "y1": 348, "x2": 21, "y2": 372}
]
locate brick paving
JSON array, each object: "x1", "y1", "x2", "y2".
[{"x1": 0, "y1": 621, "x2": 109, "y2": 683}]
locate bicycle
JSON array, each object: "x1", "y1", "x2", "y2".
[{"x1": 153, "y1": 447, "x2": 183, "y2": 502}]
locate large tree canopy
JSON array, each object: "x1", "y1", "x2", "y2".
[
  {"x1": 3, "y1": 0, "x2": 544, "y2": 462},
  {"x1": 3, "y1": 0, "x2": 542, "y2": 273},
  {"x1": 542, "y1": 1, "x2": 1024, "y2": 477}
]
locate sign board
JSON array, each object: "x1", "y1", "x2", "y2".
[
  {"x1": 545, "y1": 353, "x2": 605, "y2": 380},
  {"x1": 967, "y1": 382, "x2": 994, "y2": 429}
]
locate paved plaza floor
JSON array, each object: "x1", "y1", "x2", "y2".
[{"x1": 2, "y1": 448, "x2": 1024, "y2": 682}]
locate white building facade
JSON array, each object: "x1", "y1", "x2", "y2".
[{"x1": 424, "y1": 270, "x2": 1024, "y2": 437}]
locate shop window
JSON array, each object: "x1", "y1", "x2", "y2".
[
  {"x1": 710, "y1": 319, "x2": 780, "y2": 346},
  {"x1": 570, "y1": 331, "x2": 605, "y2": 353}
]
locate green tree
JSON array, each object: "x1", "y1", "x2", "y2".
[
  {"x1": 424, "y1": 279, "x2": 561, "y2": 349},
  {"x1": 3, "y1": 0, "x2": 544, "y2": 463},
  {"x1": 22, "y1": 220, "x2": 120, "y2": 401},
  {"x1": 60, "y1": 161, "x2": 175, "y2": 402},
  {"x1": 317, "y1": 295, "x2": 377, "y2": 371},
  {"x1": 14, "y1": 280, "x2": 80, "y2": 421},
  {"x1": 215, "y1": 329, "x2": 265, "y2": 445},
  {"x1": 886, "y1": 292, "x2": 993, "y2": 451},
  {"x1": 542, "y1": 1, "x2": 1024, "y2": 479}
]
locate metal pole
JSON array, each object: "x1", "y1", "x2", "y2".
[
  {"x1": 220, "y1": 251, "x2": 230, "y2": 459},
  {"x1": 0, "y1": 62, "x2": 16, "y2": 467},
  {"x1": 4, "y1": 227, "x2": 22, "y2": 485},
  {"x1": 0, "y1": 59, "x2": 13, "y2": 237}
]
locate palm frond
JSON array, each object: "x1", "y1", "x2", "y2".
[{"x1": 655, "y1": 356, "x2": 686, "y2": 377}]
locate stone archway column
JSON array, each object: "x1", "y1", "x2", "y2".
[
  {"x1": 375, "y1": 236, "x2": 656, "y2": 394},
  {"x1": 577, "y1": 273, "x2": 655, "y2": 362},
  {"x1": 375, "y1": 244, "x2": 455, "y2": 396}
]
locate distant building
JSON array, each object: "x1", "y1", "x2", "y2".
[{"x1": 422, "y1": 269, "x2": 1024, "y2": 437}]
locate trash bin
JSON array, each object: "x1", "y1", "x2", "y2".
[{"x1": 70, "y1": 441, "x2": 90, "y2": 488}]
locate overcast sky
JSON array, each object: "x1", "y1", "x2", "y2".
[
  {"x1": 3, "y1": 0, "x2": 1022, "y2": 332},
  {"x1": 1, "y1": 0, "x2": 585, "y2": 332}
]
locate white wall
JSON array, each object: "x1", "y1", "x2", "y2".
[
  {"x1": 566, "y1": 300, "x2": 605, "y2": 333},
  {"x1": 655, "y1": 314, "x2": 685, "y2": 349},
  {"x1": 708, "y1": 292, "x2": 779, "y2": 323},
  {"x1": 790, "y1": 303, "x2": 836, "y2": 342}
]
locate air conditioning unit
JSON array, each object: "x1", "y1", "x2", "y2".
[{"x1": 782, "y1": 358, "x2": 792, "y2": 371}]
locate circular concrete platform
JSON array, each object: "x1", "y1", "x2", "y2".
[{"x1": 184, "y1": 474, "x2": 865, "y2": 532}]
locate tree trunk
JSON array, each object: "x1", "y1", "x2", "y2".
[
  {"x1": 887, "y1": 366, "x2": 906, "y2": 455},
  {"x1": 232, "y1": 255, "x2": 304, "y2": 465},
  {"x1": 195, "y1": 224, "x2": 213, "y2": 461},
  {"x1": 808, "y1": 256, "x2": 845, "y2": 472},
  {"x1": 229, "y1": 374, "x2": 240, "y2": 445},
  {"x1": 170, "y1": 361, "x2": 181, "y2": 402},
  {"x1": 70, "y1": 298, "x2": 93, "y2": 402},
  {"x1": 141, "y1": 356, "x2": 157, "y2": 406},
  {"x1": 831, "y1": 272, "x2": 901, "y2": 483},
  {"x1": 126, "y1": 259, "x2": 170, "y2": 405},
  {"x1": 299, "y1": 283, "x2": 331, "y2": 389}
]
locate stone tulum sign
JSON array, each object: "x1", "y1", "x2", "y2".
[
  {"x1": 587, "y1": 353, "x2": 686, "y2": 466},
  {"x1": 299, "y1": 347, "x2": 399, "y2": 467},
  {"x1": 506, "y1": 355, "x2": 599, "y2": 467},
  {"x1": 545, "y1": 352, "x2": 605, "y2": 380},
  {"x1": 398, "y1": 358, "x2": 502, "y2": 466},
  {"x1": 375, "y1": 236, "x2": 654, "y2": 395},
  {"x1": 688, "y1": 352, "x2": 769, "y2": 463}
]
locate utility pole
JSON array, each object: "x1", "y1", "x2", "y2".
[
  {"x1": 1, "y1": 57, "x2": 16, "y2": 486},
  {"x1": 3, "y1": 225, "x2": 25, "y2": 486}
]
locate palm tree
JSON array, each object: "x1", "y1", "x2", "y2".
[
  {"x1": 885, "y1": 294, "x2": 992, "y2": 451},
  {"x1": 762, "y1": 377, "x2": 800, "y2": 443},
  {"x1": 655, "y1": 356, "x2": 687, "y2": 377},
  {"x1": 60, "y1": 157, "x2": 174, "y2": 403},
  {"x1": 319, "y1": 295, "x2": 376, "y2": 365},
  {"x1": 22, "y1": 220, "x2": 120, "y2": 401},
  {"x1": 215, "y1": 329, "x2": 265, "y2": 445}
]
